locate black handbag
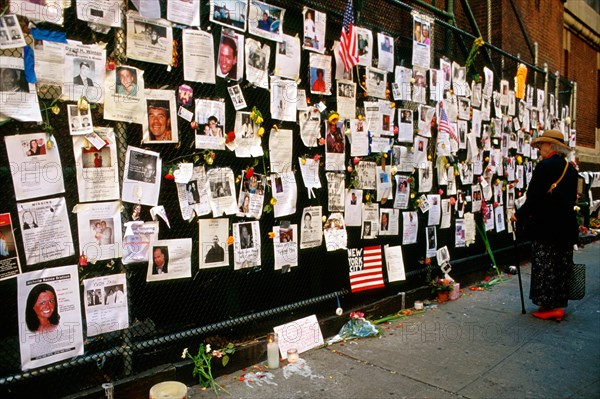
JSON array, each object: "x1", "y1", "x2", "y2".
[{"x1": 568, "y1": 263, "x2": 586, "y2": 300}]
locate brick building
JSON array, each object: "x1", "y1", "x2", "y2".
[{"x1": 451, "y1": 0, "x2": 599, "y2": 170}]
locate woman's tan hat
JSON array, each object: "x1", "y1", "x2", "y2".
[{"x1": 531, "y1": 129, "x2": 570, "y2": 149}]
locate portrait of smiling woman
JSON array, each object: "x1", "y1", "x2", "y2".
[{"x1": 25, "y1": 283, "x2": 60, "y2": 333}]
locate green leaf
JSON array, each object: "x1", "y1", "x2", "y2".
[{"x1": 222, "y1": 355, "x2": 229, "y2": 367}]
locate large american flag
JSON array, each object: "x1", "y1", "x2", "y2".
[
  {"x1": 349, "y1": 246, "x2": 385, "y2": 293},
  {"x1": 438, "y1": 103, "x2": 459, "y2": 143},
  {"x1": 338, "y1": 0, "x2": 359, "y2": 72}
]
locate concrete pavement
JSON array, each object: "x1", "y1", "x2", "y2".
[{"x1": 189, "y1": 241, "x2": 599, "y2": 399}]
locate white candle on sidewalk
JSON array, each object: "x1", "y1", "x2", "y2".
[{"x1": 267, "y1": 333, "x2": 279, "y2": 369}]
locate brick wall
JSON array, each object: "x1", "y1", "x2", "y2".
[{"x1": 566, "y1": 32, "x2": 598, "y2": 149}]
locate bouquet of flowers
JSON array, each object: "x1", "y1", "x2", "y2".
[{"x1": 430, "y1": 277, "x2": 455, "y2": 293}]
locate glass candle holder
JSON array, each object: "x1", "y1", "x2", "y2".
[{"x1": 287, "y1": 348, "x2": 299, "y2": 364}]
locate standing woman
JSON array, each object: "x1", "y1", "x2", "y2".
[{"x1": 511, "y1": 130, "x2": 578, "y2": 321}]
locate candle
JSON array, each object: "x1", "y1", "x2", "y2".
[
  {"x1": 287, "y1": 348, "x2": 299, "y2": 364},
  {"x1": 266, "y1": 333, "x2": 279, "y2": 369},
  {"x1": 414, "y1": 300, "x2": 424, "y2": 310}
]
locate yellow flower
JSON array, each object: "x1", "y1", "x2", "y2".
[
  {"x1": 270, "y1": 198, "x2": 277, "y2": 206},
  {"x1": 365, "y1": 194, "x2": 370, "y2": 201},
  {"x1": 474, "y1": 37, "x2": 485, "y2": 47},
  {"x1": 322, "y1": 216, "x2": 327, "y2": 223},
  {"x1": 268, "y1": 232, "x2": 275, "y2": 239},
  {"x1": 227, "y1": 236, "x2": 234, "y2": 246},
  {"x1": 257, "y1": 127, "x2": 265, "y2": 137},
  {"x1": 77, "y1": 96, "x2": 89, "y2": 112},
  {"x1": 301, "y1": 158, "x2": 306, "y2": 165},
  {"x1": 51, "y1": 104, "x2": 60, "y2": 115},
  {"x1": 255, "y1": 116, "x2": 263, "y2": 125}
]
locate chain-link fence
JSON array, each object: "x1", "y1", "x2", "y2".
[{"x1": 0, "y1": 1, "x2": 574, "y2": 397}]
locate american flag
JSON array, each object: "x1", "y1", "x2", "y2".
[
  {"x1": 348, "y1": 246, "x2": 385, "y2": 293},
  {"x1": 338, "y1": 0, "x2": 359, "y2": 72},
  {"x1": 438, "y1": 103, "x2": 459, "y2": 143}
]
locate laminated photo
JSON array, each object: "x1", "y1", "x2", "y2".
[
  {"x1": 393, "y1": 174, "x2": 410, "y2": 209},
  {"x1": 199, "y1": 218, "x2": 230, "y2": 269},
  {"x1": 350, "y1": 118, "x2": 369, "y2": 156},
  {"x1": 233, "y1": 221, "x2": 261, "y2": 269},
  {"x1": 398, "y1": 109, "x2": 414, "y2": 143},
  {"x1": 76, "y1": 201, "x2": 122, "y2": 262},
  {"x1": 412, "y1": 14, "x2": 431, "y2": 68},
  {"x1": 195, "y1": 99, "x2": 226, "y2": 150},
  {"x1": 361, "y1": 204, "x2": 379, "y2": 239},
  {"x1": 176, "y1": 166, "x2": 211, "y2": 220},
  {"x1": 83, "y1": 273, "x2": 129, "y2": 337},
  {"x1": 228, "y1": 84, "x2": 247, "y2": 110},
  {"x1": 0, "y1": 213, "x2": 21, "y2": 281},
  {"x1": 379, "y1": 208, "x2": 399, "y2": 236},
  {"x1": 325, "y1": 119, "x2": 345, "y2": 171},
  {"x1": 126, "y1": 11, "x2": 173, "y2": 66},
  {"x1": 393, "y1": 66, "x2": 412, "y2": 101},
  {"x1": 273, "y1": 224, "x2": 298, "y2": 270},
  {"x1": 402, "y1": 211, "x2": 418, "y2": 244},
  {"x1": 142, "y1": 89, "x2": 178, "y2": 143},
  {"x1": 104, "y1": 66, "x2": 146, "y2": 124},
  {"x1": 122, "y1": 146, "x2": 162, "y2": 206},
  {"x1": 72, "y1": 128, "x2": 120, "y2": 202},
  {"x1": 309, "y1": 53, "x2": 332, "y2": 96},
  {"x1": 210, "y1": 0, "x2": 248, "y2": 32},
  {"x1": 377, "y1": 32, "x2": 394, "y2": 72},
  {"x1": 248, "y1": 0, "x2": 285, "y2": 42},
  {"x1": 302, "y1": 7, "x2": 326, "y2": 53},
  {"x1": 300, "y1": 206, "x2": 322, "y2": 249},
  {"x1": 355, "y1": 27, "x2": 373, "y2": 67},
  {"x1": 147, "y1": 239, "x2": 193, "y2": 282},
  {"x1": 17, "y1": 265, "x2": 83, "y2": 371}
]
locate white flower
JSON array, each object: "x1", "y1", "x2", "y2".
[
  {"x1": 181, "y1": 348, "x2": 188, "y2": 359},
  {"x1": 565, "y1": 117, "x2": 571, "y2": 125},
  {"x1": 574, "y1": 205, "x2": 580, "y2": 212},
  {"x1": 390, "y1": 166, "x2": 398, "y2": 175},
  {"x1": 205, "y1": 344, "x2": 211, "y2": 353}
]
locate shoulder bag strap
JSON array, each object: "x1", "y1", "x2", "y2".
[{"x1": 547, "y1": 159, "x2": 569, "y2": 194}]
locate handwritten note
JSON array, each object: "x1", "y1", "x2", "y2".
[{"x1": 273, "y1": 314, "x2": 324, "y2": 357}]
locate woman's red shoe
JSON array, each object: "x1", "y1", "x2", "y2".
[{"x1": 532, "y1": 308, "x2": 565, "y2": 321}]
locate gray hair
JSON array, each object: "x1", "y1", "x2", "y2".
[{"x1": 550, "y1": 142, "x2": 572, "y2": 156}]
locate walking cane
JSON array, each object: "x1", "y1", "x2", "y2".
[{"x1": 512, "y1": 221, "x2": 526, "y2": 314}]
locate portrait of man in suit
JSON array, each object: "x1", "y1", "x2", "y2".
[{"x1": 73, "y1": 61, "x2": 94, "y2": 86}]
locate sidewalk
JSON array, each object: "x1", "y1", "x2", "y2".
[{"x1": 189, "y1": 241, "x2": 600, "y2": 399}]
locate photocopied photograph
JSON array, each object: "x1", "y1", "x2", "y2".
[
  {"x1": 76, "y1": 201, "x2": 122, "y2": 262},
  {"x1": 17, "y1": 265, "x2": 83, "y2": 370},
  {"x1": 195, "y1": 99, "x2": 226, "y2": 150},
  {"x1": 233, "y1": 220, "x2": 261, "y2": 269},
  {"x1": 147, "y1": 239, "x2": 193, "y2": 282},
  {"x1": 122, "y1": 146, "x2": 162, "y2": 206},
  {"x1": 83, "y1": 273, "x2": 129, "y2": 337},
  {"x1": 126, "y1": 10, "x2": 173, "y2": 65},
  {"x1": 199, "y1": 218, "x2": 230, "y2": 269},
  {"x1": 309, "y1": 53, "x2": 332, "y2": 95},
  {"x1": 302, "y1": 7, "x2": 326, "y2": 53}
]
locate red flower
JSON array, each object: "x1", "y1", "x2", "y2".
[
  {"x1": 313, "y1": 154, "x2": 321, "y2": 161},
  {"x1": 353, "y1": 157, "x2": 362, "y2": 165},
  {"x1": 424, "y1": 257, "x2": 431, "y2": 265},
  {"x1": 226, "y1": 131, "x2": 236, "y2": 143},
  {"x1": 164, "y1": 173, "x2": 175, "y2": 181},
  {"x1": 245, "y1": 168, "x2": 254, "y2": 179}
]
